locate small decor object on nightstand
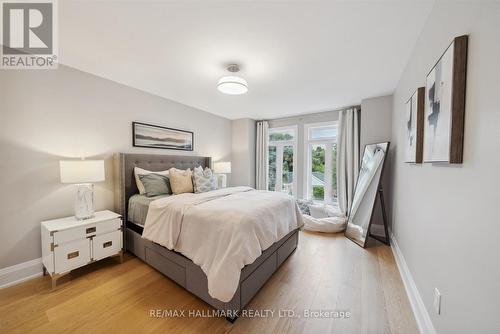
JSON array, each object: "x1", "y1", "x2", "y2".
[
  {"x1": 213, "y1": 161, "x2": 231, "y2": 188},
  {"x1": 60, "y1": 159, "x2": 105, "y2": 220},
  {"x1": 41, "y1": 210, "x2": 123, "y2": 289}
]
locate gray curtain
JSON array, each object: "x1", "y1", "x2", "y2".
[
  {"x1": 337, "y1": 108, "x2": 360, "y2": 216},
  {"x1": 255, "y1": 121, "x2": 269, "y2": 190}
]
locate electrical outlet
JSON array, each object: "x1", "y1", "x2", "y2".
[{"x1": 433, "y1": 288, "x2": 441, "y2": 315}]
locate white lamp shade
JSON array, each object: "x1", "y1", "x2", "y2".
[
  {"x1": 213, "y1": 161, "x2": 232, "y2": 174},
  {"x1": 217, "y1": 76, "x2": 248, "y2": 95},
  {"x1": 60, "y1": 160, "x2": 105, "y2": 184}
]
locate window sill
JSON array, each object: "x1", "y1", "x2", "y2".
[{"x1": 310, "y1": 199, "x2": 338, "y2": 206}]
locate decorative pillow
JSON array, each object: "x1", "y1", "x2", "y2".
[
  {"x1": 134, "y1": 167, "x2": 169, "y2": 195},
  {"x1": 193, "y1": 166, "x2": 217, "y2": 193},
  {"x1": 296, "y1": 199, "x2": 314, "y2": 215},
  {"x1": 309, "y1": 204, "x2": 344, "y2": 219},
  {"x1": 309, "y1": 204, "x2": 330, "y2": 218},
  {"x1": 138, "y1": 173, "x2": 171, "y2": 197},
  {"x1": 169, "y1": 168, "x2": 194, "y2": 194}
]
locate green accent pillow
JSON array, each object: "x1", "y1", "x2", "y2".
[{"x1": 138, "y1": 173, "x2": 171, "y2": 197}]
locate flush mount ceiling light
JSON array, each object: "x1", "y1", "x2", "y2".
[{"x1": 217, "y1": 64, "x2": 248, "y2": 95}]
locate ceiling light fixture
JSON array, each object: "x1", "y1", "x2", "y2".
[{"x1": 217, "y1": 64, "x2": 248, "y2": 95}]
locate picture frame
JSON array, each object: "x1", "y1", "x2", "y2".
[
  {"x1": 404, "y1": 87, "x2": 425, "y2": 163},
  {"x1": 423, "y1": 35, "x2": 468, "y2": 163},
  {"x1": 132, "y1": 122, "x2": 194, "y2": 151}
]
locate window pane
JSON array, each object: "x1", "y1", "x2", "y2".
[
  {"x1": 282, "y1": 145, "x2": 294, "y2": 195},
  {"x1": 311, "y1": 144, "x2": 325, "y2": 201},
  {"x1": 309, "y1": 126, "x2": 337, "y2": 140},
  {"x1": 269, "y1": 128, "x2": 294, "y2": 142},
  {"x1": 268, "y1": 146, "x2": 276, "y2": 191},
  {"x1": 331, "y1": 143, "x2": 338, "y2": 199},
  {"x1": 313, "y1": 186, "x2": 324, "y2": 201}
]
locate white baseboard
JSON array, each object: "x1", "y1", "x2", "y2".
[
  {"x1": 390, "y1": 234, "x2": 436, "y2": 334},
  {"x1": 0, "y1": 258, "x2": 43, "y2": 289}
]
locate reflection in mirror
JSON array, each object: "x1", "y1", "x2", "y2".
[{"x1": 345, "y1": 142, "x2": 390, "y2": 247}]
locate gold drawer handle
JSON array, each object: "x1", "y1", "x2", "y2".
[
  {"x1": 86, "y1": 227, "x2": 96, "y2": 234},
  {"x1": 103, "y1": 241, "x2": 112, "y2": 248},
  {"x1": 67, "y1": 251, "x2": 79, "y2": 259}
]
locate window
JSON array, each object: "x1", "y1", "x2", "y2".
[
  {"x1": 304, "y1": 122, "x2": 338, "y2": 203},
  {"x1": 267, "y1": 126, "x2": 297, "y2": 196}
]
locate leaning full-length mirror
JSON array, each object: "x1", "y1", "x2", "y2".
[{"x1": 345, "y1": 142, "x2": 390, "y2": 247}]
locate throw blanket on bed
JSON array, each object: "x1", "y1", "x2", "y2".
[{"x1": 142, "y1": 186, "x2": 303, "y2": 302}]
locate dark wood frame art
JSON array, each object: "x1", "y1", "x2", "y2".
[
  {"x1": 132, "y1": 121, "x2": 194, "y2": 151},
  {"x1": 405, "y1": 87, "x2": 425, "y2": 163},
  {"x1": 449, "y1": 35, "x2": 468, "y2": 163},
  {"x1": 424, "y1": 35, "x2": 468, "y2": 164},
  {"x1": 416, "y1": 87, "x2": 425, "y2": 163}
]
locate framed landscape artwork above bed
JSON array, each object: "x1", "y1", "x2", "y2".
[{"x1": 132, "y1": 122, "x2": 194, "y2": 151}]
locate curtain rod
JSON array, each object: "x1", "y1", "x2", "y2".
[{"x1": 259, "y1": 104, "x2": 361, "y2": 123}]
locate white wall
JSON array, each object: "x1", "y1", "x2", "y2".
[
  {"x1": 390, "y1": 2, "x2": 500, "y2": 333},
  {"x1": 360, "y1": 95, "x2": 393, "y2": 149},
  {"x1": 0, "y1": 65, "x2": 232, "y2": 269},
  {"x1": 231, "y1": 118, "x2": 256, "y2": 187},
  {"x1": 360, "y1": 95, "x2": 393, "y2": 227}
]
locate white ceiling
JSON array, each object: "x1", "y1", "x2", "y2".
[{"x1": 59, "y1": 0, "x2": 434, "y2": 120}]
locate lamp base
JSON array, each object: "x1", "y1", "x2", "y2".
[
  {"x1": 216, "y1": 174, "x2": 227, "y2": 188},
  {"x1": 75, "y1": 184, "x2": 94, "y2": 220}
]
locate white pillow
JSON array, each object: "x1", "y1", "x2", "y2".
[
  {"x1": 309, "y1": 204, "x2": 330, "y2": 218},
  {"x1": 134, "y1": 167, "x2": 169, "y2": 195},
  {"x1": 309, "y1": 204, "x2": 343, "y2": 219}
]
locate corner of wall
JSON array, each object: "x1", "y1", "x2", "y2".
[{"x1": 231, "y1": 118, "x2": 256, "y2": 187}]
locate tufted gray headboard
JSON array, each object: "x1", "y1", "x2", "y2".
[{"x1": 113, "y1": 153, "x2": 212, "y2": 222}]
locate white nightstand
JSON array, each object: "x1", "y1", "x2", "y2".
[{"x1": 41, "y1": 210, "x2": 123, "y2": 288}]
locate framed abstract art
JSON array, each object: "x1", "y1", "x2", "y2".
[
  {"x1": 404, "y1": 87, "x2": 424, "y2": 163},
  {"x1": 423, "y1": 35, "x2": 468, "y2": 163}
]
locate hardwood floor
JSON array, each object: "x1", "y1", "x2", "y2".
[{"x1": 0, "y1": 231, "x2": 418, "y2": 334}]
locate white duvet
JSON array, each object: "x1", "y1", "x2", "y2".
[{"x1": 142, "y1": 186, "x2": 303, "y2": 302}]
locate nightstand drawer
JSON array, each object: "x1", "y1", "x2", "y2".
[
  {"x1": 53, "y1": 226, "x2": 88, "y2": 245},
  {"x1": 94, "y1": 218, "x2": 122, "y2": 235},
  {"x1": 52, "y1": 218, "x2": 121, "y2": 244},
  {"x1": 54, "y1": 239, "x2": 91, "y2": 273},
  {"x1": 92, "y1": 230, "x2": 122, "y2": 261}
]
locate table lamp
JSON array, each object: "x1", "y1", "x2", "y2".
[
  {"x1": 213, "y1": 161, "x2": 231, "y2": 188},
  {"x1": 60, "y1": 160, "x2": 105, "y2": 220}
]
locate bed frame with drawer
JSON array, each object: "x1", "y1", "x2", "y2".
[{"x1": 113, "y1": 153, "x2": 299, "y2": 321}]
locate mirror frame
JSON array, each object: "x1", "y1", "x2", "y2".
[{"x1": 345, "y1": 141, "x2": 391, "y2": 248}]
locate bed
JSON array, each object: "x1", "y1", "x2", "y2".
[{"x1": 113, "y1": 153, "x2": 301, "y2": 320}]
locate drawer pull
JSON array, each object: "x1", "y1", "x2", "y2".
[
  {"x1": 67, "y1": 251, "x2": 79, "y2": 259},
  {"x1": 86, "y1": 227, "x2": 96, "y2": 234},
  {"x1": 103, "y1": 241, "x2": 112, "y2": 248}
]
